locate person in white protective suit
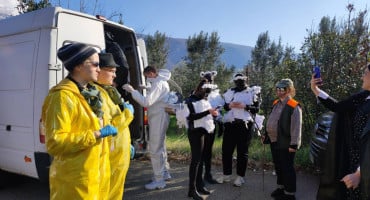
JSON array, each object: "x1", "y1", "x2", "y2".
[{"x1": 122, "y1": 66, "x2": 172, "y2": 190}]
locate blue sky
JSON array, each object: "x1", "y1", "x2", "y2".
[
  {"x1": 95, "y1": 0, "x2": 369, "y2": 49},
  {"x1": 1, "y1": 0, "x2": 369, "y2": 49}
]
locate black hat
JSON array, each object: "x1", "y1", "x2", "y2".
[
  {"x1": 57, "y1": 43, "x2": 97, "y2": 71},
  {"x1": 99, "y1": 53, "x2": 120, "y2": 68}
]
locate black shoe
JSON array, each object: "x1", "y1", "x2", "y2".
[
  {"x1": 274, "y1": 193, "x2": 295, "y2": 200},
  {"x1": 188, "y1": 190, "x2": 203, "y2": 200},
  {"x1": 197, "y1": 187, "x2": 211, "y2": 195},
  {"x1": 204, "y1": 174, "x2": 218, "y2": 184},
  {"x1": 271, "y1": 188, "x2": 284, "y2": 197}
]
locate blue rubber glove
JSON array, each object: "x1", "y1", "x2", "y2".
[
  {"x1": 99, "y1": 125, "x2": 117, "y2": 138},
  {"x1": 124, "y1": 102, "x2": 134, "y2": 114},
  {"x1": 130, "y1": 144, "x2": 135, "y2": 159}
]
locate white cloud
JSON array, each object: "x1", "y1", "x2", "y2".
[{"x1": 0, "y1": 0, "x2": 19, "y2": 20}]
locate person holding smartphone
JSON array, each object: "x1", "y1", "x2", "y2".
[{"x1": 311, "y1": 63, "x2": 370, "y2": 200}]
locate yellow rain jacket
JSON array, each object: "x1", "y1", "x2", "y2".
[
  {"x1": 41, "y1": 78, "x2": 111, "y2": 200},
  {"x1": 96, "y1": 84, "x2": 134, "y2": 200}
]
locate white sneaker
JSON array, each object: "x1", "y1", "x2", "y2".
[
  {"x1": 216, "y1": 175, "x2": 231, "y2": 184},
  {"x1": 233, "y1": 176, "x2": 245, "y2": 187},
  {"x1": 163, "y1": 171, "x2": 172, "y2": 181},
  {"x1": 145, "y1": 180, "x2": 166, "y2": 190},
  {"x1": 151, "y1": 172, "x2": 172, "y2": 182}
]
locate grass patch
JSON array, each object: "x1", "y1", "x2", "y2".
[{"x1": 165, "y1": 116, "x2": 314, "y2": 171}]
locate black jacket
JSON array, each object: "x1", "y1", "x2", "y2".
[
  {"x1": 360, "y1": 102, "x2": 370, "y2": 200},
  {"x1": 317, "y1": 90, "x2": 370, "y2": 200}
]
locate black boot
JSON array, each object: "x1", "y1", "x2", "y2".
[
  {"x1": 271, "y1": 188, "x2": 284, "y2": 197},
  {"x1": 275, "y1": 193, "x2": 296, "y2": 200},
  {"x1": 197, "y1": 186, "x2": 211, "y2": 195},
  {"x1": 204, "y1": 173, "x2": 218, "y2": 184},
  {"x1": 188, "y1": 189, "x2": 203, "y2": 200}
]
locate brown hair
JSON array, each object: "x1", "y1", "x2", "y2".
[
  {"x1": 193, "y1": 79, "x2": 207, "y2": 97},
  {"x1": 286, "y1": 85, "x2": 296, "y2": 98},
  {"x1": 144, "y1": 66, "x2": 157, "y2": 74}
]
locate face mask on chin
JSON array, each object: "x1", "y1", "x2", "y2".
[{"x1": 147, "y1": 77, "x2": 156, "y2": 83}]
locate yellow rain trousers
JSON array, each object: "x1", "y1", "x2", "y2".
[
  {"x1": 41, "y1": 78, "x2": 110, "y2": 200},
  {"x1": 97, "y1": 84, "x2": 134, "y2": 200}
]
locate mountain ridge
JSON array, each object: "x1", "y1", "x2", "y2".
[{"x1": 143, "y1": 36, "x2": 253, "y2": 70}]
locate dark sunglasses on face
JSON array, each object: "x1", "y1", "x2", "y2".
[
  {"x1": 85, "y1": 61, "x2": 100, "y2": 67},
  {"x1": 276, "y1": 87, "x2": 286, "y2": 92}
]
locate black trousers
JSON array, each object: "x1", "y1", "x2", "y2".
[
  {"x1": 203, "y1": 129, "x2": 216, "y2": 176},
  {"x1": 222, "y1": 121, "x2": 252, "y2": 177},
  {"x1": 270, "y1": 142, "x2": 296, "y2": 193},
  {"x1": 188, "y1": 128, "x2": 207, "y2": 190}
]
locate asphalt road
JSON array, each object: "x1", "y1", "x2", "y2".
[
  {"x1": 0, "y1": 159, "x2": 319, "y2": 200},
  {"x1": 125, "y1": 159, "x2": 320, "y2": 200}
]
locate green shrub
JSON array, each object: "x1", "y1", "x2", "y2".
[{"x1": 166, "y1": 116, "x2": 314, "y2": 171}]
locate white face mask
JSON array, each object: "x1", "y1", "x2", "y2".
[{"x1": 147, "y1": 77, "x2": 156, "y2": 83}]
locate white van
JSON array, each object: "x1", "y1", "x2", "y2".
[{"x1": 0, "y1": 7, "x2": 147, "y2": 182}]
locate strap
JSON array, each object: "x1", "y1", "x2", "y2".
[
  {"x1": 187, "y1": 102, "x2": 196, "y2": 129},
  {"x1": 187, "y1": 102, "x2": 195, "y2": 114}
]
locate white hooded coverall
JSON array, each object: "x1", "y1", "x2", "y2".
[{"x1": 130, "y1": 69, "x2": 171, "y2": 181}]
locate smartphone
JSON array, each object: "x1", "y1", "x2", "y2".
[
  {"x1": 313, "y1": 66, "x2": 321, "y2": 78},
  {"x1": 313, "y1": 66, "x2": 323, "y2": 84}
]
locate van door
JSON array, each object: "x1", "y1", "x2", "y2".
[
  {"x1": 103, "y1": 24, "x2": 146, "y2": 142},
  {"x1": 0, "y1": 31, "x2": 41, "y2": 178}
]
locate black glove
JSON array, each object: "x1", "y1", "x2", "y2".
[
  {"x1": 262, "y1": 134, "x2": 271, "y2": 144},
  {"x1": 217, "y1": 121, "x2": 224, "y2": 138}
]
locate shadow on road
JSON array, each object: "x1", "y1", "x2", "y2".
[{"x1": 125, "y1": 159, "x2": 320, "y2": 200}]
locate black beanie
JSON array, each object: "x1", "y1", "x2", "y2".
[{"x1": 57, "y1": 43, "x2": 98, "y2": 71}]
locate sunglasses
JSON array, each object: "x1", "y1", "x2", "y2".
[
  {"x1": 85, "y1": 61, "x2": 100, "y2": 67},
  {"x1": 276, "y1": 87, "x2": 286, "y2": 92}
]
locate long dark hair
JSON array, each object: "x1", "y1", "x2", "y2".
[
  {"x1": 144, "y1": 66, "x2": 157, "y2": 74},
  {"x1": 193, "y1": 79, "x2": 208, "y2": 98}
]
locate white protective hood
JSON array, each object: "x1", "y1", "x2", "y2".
[{"x1": 157, "y1": 69, "x2": 171, "y2": 81}]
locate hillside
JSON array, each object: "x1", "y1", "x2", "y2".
[{"x1": 142, "y1": 36, "x2": 253, "y2": 70}]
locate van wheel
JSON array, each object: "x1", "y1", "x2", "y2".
[
  {"x1": 0, "y1": 170, "x2": 24, "y2": 188},
  {"x1": 0, "y1": 170, "x2": 5, "y2": 188}
]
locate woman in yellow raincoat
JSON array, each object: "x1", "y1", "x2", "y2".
[
  {"x1": 95, "y1": 53, "x2": 134, "y2": 199},
  {"x1": 42, "y1": 43, "x2": 117, "y2": 200}
]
